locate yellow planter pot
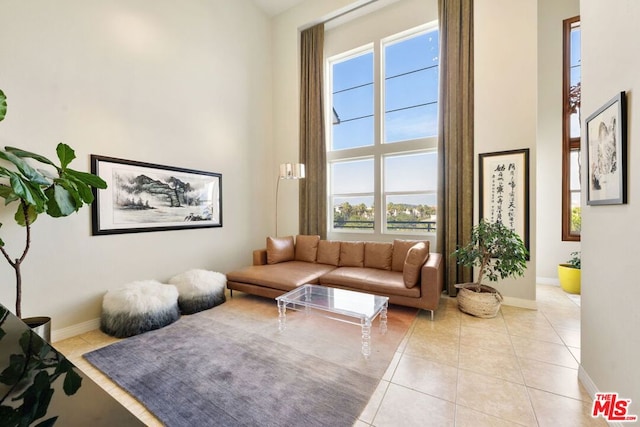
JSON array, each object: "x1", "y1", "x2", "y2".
[{"x1": 558, "y1": 264, "x2": 581, "y2": 294}]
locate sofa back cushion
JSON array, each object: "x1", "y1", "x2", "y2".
[
  {"x1": 364, "y1": 242, "x2": 393, "y2": 270},
  {"x1": 316, "y1": 240, "x2": 341, "y2": 266},
  {"x1": 295, "y1": 235, "x2": 320, "y2": 262},
  {"x1": 403, "y1": 242, "x2": 430, "y2": 288},
  {"x1": 266, "y1": 236, "x2": 295, "y2": 264},
  {"x1": 392, "y1": 239, "x2": 429, "y2": 272},
  {"x1": 339, "y1": 241, "x2": 365, "y2": 267}
]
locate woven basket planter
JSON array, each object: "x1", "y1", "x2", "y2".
[{"x1": 455, "y1": 283, "x2": 504, "y2": 318}]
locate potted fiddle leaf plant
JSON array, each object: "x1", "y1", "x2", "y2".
[
  {"x1": 0, "y1": 89, "x2": 107, "y2": 339},
  {"x1": 452, "y1": 219, "x2": 529, "y2": 318}
]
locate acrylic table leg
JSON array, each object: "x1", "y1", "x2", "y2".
[
  {"x1": 379, "y1": 302, "x2": 388, "y2": 334},
  {"x1": 278, "y1": 300, "x2": 287, "y2": 332},
  {"x1": 361, "y1": 317, "x2": 372, "y2": 358},
  {"x1": 303, "y1": 286, "x2": 311, "y2": 314}
]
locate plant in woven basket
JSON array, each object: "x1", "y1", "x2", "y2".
[
  {"x1": 452, "y1": 220, "x2": 528, "y2": 318},
  {"x1": 453, "y1": 219, "x2": 529, "y2": 293}
]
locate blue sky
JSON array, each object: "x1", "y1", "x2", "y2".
[{"x1": 331, "y1": 30, "x2": 439, "y2": 150}]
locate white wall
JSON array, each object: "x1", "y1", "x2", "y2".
[
  {"x1": 475, "y1": 0, "x2": 537, "y2": 304},
  {"x1": 0, "y1": 0, "x2": 274, "y2": 333},
  {"x1": 536, "y1": 0, "x2": 580, "y2": 282},
  {"x1": 580, "y1": 0, "x2": 640, "y2": 406},
  {"x1": 271, "y1": 0, "x2": 357, "y2": 238}
]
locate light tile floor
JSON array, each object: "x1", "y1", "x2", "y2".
[{"x1": 55, "y1": 285, "x2": 605, "y2": 427}]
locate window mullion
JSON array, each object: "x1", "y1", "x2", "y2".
[{"x1": 374, "y1": 39, "x2": 382, "y2": 234}]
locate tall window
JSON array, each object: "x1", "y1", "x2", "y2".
[
  {"x1": 562, "y1": 16, "x2": 581, "y2": 241},
  {"x1": 328, "y1": 23, "x2": 439, "y2": 235}
]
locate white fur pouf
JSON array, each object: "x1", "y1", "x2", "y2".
[
  {"x1": 101, "y1": 280, "x2": 180, "y2": 338},
  {"x1": 168, "y1": 269, "x2": 227, "y2": 314}
]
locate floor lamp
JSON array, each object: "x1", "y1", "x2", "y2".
[{"x1": 275, "y1": 163, "x2": 305, "y2": 236}]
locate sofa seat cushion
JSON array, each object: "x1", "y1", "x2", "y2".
[
  {"x1": 319, "y1": 267, "x2": 420, "y2": 298},
  {"x1": 226, "y1": 261, "x2": 336, "y2": 292}
]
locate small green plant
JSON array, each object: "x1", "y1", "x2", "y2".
[
  {"x1": 567, "y1": 251, "x2": 581, "y2": 269},
  {"x1": 0, "y1": 89, "x2": 108, "y2": 318},
  {"x1": 452, "y1": 219, "x2": 529, "y2": 292}
]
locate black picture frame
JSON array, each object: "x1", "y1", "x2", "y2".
[
  {"x1": 586, "y1": 91, "x2": 627, "y2": 205},
  {"x1": 479, "y1": 148, "x2": 530, "y2": 256},
  {"x1": 91, "y1": 155, "x2": 222, "y2": 235}
]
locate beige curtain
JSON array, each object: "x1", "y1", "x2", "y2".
[
  {"x1": 299, "y1": 24, "x2": 327, "y2": 238},
  {"x1": 436, "y1": 0, "x2": 474, "y2": 295}
]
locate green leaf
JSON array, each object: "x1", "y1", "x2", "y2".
[
  {"x1": 0, "y1": 183, "x2": 18, "y2": 203},
  {"x1": 56, "y1": 143, "x2": 75, "y2": 170},
  {"x1": 15, "y1": 203, "x2": 38, "y2": 226},
  {"x1": 4, "y1": 146, "x2": 56, "y2": 167},
  {"x1": 0, "y1": 151, "x2": 51, "y2": 186},
  {"x1": 8, "y1": 172, "x2": 36, "y2": 205},
  {"x1": 44, "y1": 184, "x2": 76, "y2": 217},
  {"x1": 8, "y1": 173, "x2": 48, "y2": 212},
  {"x1": 63, "y1": 173, "x2": 96, "y2": 204},
  {"x1": 72, "y1": 178, "x2": 94, "y2": 204},
  {"x1": 56, "y1": 179, "x2": 83, "y2": 209},
  {"x1": 65, "y1": 168, "x2": 107, "y2": 189},
  {"x1": 0, "y1": 89, "x2": 6, "y2": 123}
]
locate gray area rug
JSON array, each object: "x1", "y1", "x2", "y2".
[{"x1": 84, "y1": 295, "x2": 415, "y2": 427}]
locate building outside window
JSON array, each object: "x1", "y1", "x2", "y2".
[
  {"x1": 327, "y1": 23, "x2": 439, "y2": 236},
  {"x1": 562, "y1": 16, "x2": 581, "y2": 241}
]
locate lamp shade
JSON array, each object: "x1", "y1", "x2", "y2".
[{"x1": 279, "y1": 163, "x2": 305, "y2": 179}]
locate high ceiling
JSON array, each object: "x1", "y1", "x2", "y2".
[{"x1": 251, "y1": 0, "x2": 307, "y2": 17}]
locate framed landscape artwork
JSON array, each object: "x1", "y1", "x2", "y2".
[
  {"x1": 586, "y1": 91, "x2": 627, "y2": 205},
  {"x1": 479, "y1": 148, "x2": 530, "y2": 255},
  {"x1": 91, "y1": 156, "x2": 222, "y2": 235}
]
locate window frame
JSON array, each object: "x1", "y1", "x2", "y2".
[
  {"x1": 562, "y1": 16, "x2": 581, "y2": 242},
  {"x1": 326, "y1": 22, "x2": 438, "y2": 238}
]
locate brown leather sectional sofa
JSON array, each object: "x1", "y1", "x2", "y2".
[{"x1": 226, "y1": 235, "x2": 444, "y2": 318}]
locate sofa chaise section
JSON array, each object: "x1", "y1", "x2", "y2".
[{"x1": 226, "y1": 261, "x2": 336, "y2": 298}]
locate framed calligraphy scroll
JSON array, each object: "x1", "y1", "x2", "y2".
[{"x1": 479, "y1": 149, "x2": 530, "y2": 256}]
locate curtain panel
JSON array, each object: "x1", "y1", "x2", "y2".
[
  {"x1": 436, "y1": 0, "x2": 475, "y2": 295},
  {"x1": 299, "y1": 24, "x2": 327, "y2": 238}
]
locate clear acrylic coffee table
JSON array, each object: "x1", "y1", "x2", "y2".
[{"x1": 275, "y1": 284, "x2": 389, "y2": 358}]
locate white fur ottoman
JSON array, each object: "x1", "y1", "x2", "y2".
[
  {"x1": 168, "y1": 269, "x2": 227, "y2": 314},
  {"x1": 101, "y1": 280, "x2": 180, "y2": 338}
]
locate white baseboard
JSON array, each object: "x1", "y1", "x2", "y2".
[
  {"x1": 537, "y1": 277, "x2": 560, "y2": 285},
  {"x1": 52, "y1": 318, "x2": 100, "y2": 343},
  {"x1": 502, "y1": 296, "x2": 538, "y2": 310},
  {"x1": 578, "y1": 364, "x2": 598, "y2": 397},
  {"x1": 578, "y1": 365, "x2": 630, "y2": 427}
]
